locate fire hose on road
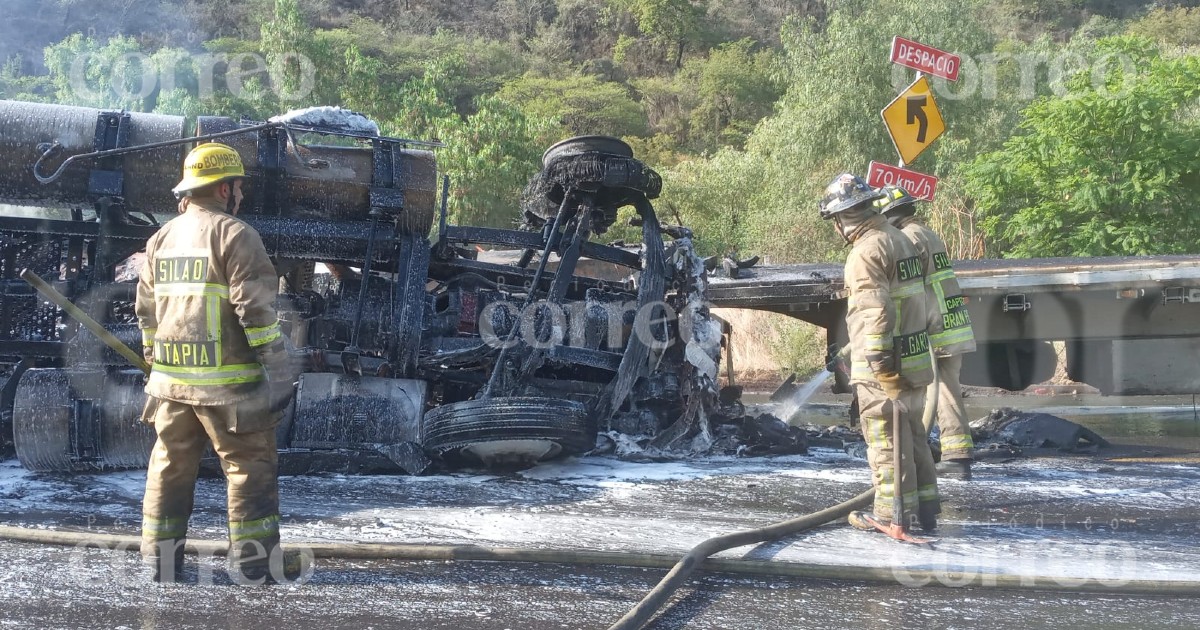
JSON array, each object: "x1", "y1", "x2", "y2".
[{"x1": 1, "y1": 495, "x2": 1198, "y2": 622}]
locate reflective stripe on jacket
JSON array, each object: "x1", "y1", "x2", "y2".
[
  {"x1": 136, "y1": 199, "x2": 281, "y2": 405},
  {"x1": 894, "y1": 216, "x2": 976, "y2": 357},
  {"x1": 844, "y1": 214, "x2": 935, "y2": 389}
]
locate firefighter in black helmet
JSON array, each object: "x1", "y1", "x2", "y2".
[{"x1": 820, "y1": 173, "x2": 940, "y2": 533}]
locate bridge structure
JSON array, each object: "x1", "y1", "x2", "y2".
[{"x1": 707, "y1": 255, "x2": 1200, "y2": 394}]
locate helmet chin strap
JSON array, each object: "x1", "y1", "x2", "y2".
[
  {"x1": 835, "y1": 208, "x2": 874, "y2": 244},
  {"x1": 833, "y1": 216, "x2": 852, "y2": 244}
]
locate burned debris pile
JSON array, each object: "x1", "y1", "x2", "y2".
[
  {"x1": 828, "y1": 406, "x2": 1112, "y2": 462},
  {"x1": 970, "y1": 407, "x2": 1111, "y2": 453}
]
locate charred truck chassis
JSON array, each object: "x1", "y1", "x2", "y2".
[{"x1": 0, "y1": 101, "x2": 723, "y2": 474}]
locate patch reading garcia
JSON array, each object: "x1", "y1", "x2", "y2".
[
  {"x1": 896, "y1": 330, "x2": 930, "y2": 358},
  {"x1": 932, "y1": 252, "x2": 952, "y2": 271},
  {"x1": 943, "y1": 295, "x2": 972, "y2": 329},
  {"x1": 156, "y1": 256, "x2": 208, "y2": 283},
  {"x1": 896, "y1": 256, "x2": 923, "y2": 282},
  {"x1": 154, "y1": 341, "x2": 218, "y2": 367}
]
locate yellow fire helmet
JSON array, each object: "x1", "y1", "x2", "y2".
[
  {"x1": 172, "y1": 142, "x2": 246, "y2": 196},
  {"x1": 873, "y1": 184, "x2": 919, "y2": 218}
]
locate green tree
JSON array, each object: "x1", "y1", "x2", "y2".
[
  {"x1": 666, "y1": 149, "x2": 772, "y2": 257},
  {"x1": 629, "y1": 76, "x2": 688, "y2": 141},
  {"x1": 261, "y1": 0, "x2": 337, "y2": 108},
  {"x1": 497, "y1": 73, "x2": 648, "y2": 137},
  {"x1": 382, "y1": 55, "x2": 462, "y2": 139},
  {"x1": 0, "y1": 57, "x2": 53, "y2": 102},
  {"x1": 1128, "y1": 7, "x2": 1200, "y2": 49},
  {"x1": 679, "y1": 38, "x2": 781, "y2": 150},
  {"x1": 966, "y1": 36, "x2": 1200, "y2": 257},
  {"x1": 182, "y1": 0, "x2": 274, "y2": 40},
  {"x1": 434, "y1": 95, "x2": 556, "y2": 228},
  {"x1": 148, "y1": 39, "x2": 280, "y2": 119},
  {"x1": 42, "y1": 34, "x2": 156, "y2": 110},
  {"x1": 609, "y1": 0, "x2": 704, "y2": 69},
  {"x1": 339, "y1": 43, "x2": 389, "y2": 116},
  {"x1": 381, "y1": 58, "x2": 555, "y2": 229},
  {"x1": 981, "y1": 0, "x2": 1084, "y2": 40},
  {"x1": 496, "y1": 0, "x2": 557, "y2": 39}
]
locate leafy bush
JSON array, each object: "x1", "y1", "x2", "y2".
[{"x1": 966, "y1": 36, "x2": 1200, "y2": 257}]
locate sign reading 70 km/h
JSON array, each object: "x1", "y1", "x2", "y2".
[
  {"x1": 881, "y1": 75, "x2": 944, "y2": 165},
  {"x1": 867, "y1": 161, "x2": 938, "y2": 201}
]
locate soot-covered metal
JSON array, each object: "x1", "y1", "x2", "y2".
[{"x1": 0, "y1": 101, "x2": 761, "y2": 474}]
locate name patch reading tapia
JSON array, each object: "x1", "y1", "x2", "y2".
[{"x1": 154, "y1": 341, "x2": 218, "y2": 367}]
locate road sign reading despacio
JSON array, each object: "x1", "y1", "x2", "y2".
[{"x1": 890, "y1": 36, "x2": 961, "y2": 82}]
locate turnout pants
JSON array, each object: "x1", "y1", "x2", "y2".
[
  {"x1": 856, "y1": 383, "x2": 940, "y2": 524},
  {"x1": 933, "y1": 354, "x2": 974, "y2": 461},
  {"x1": 141, "y1": 396, "x2": 281, "y2": 576}
]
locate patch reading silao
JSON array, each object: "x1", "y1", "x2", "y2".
[
  {"x1": 932, "y1": 252, "x2": 952, "y2": 271},
  {"x1": 896, "y1": 256, "x2": 923, "y2": 282},
  {"x1": 156, "y1": 257, "x2": 208, "y2": 283},
  {"x1": 155, "y1": 341, "x2": 218, "y2": 367}
]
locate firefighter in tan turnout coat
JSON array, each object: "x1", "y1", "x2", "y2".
[
  {"x1": 876, "y1": 186, "x2": 978, "y2": 480},
  {"x1": 819, "y1": 174, "x2": 940, "y2": 532},
  {"x1": 136, "y1": 143, "x2": 296, "y2": 582}
]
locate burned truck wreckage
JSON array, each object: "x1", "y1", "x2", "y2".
[{"x1": 0, "y1": 99, "x2": 772, "y2": 475}]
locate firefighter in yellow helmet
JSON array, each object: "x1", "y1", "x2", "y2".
[
  {"x1": 876, "y1": 185, "x2": 977, "y2": 479},
  {"x1": 820, "y1": 174, "x2": 940, "y2": 533},
  {"x1": 136, "y1": 142, "x2": 298, "y2": 583}
]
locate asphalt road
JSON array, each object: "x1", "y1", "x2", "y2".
[
  {"x1": 2, "y1": 401, "x2": 1199, "y2": 629},
  {"x1": 2, "y1": 541, "x2": 1199, "y2": 630}
]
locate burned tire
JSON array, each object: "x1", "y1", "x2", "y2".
[
  {"x1": 542, "y1": 136, "x2": 634, "y2": 165},
  {"x1": 0, "y1": 375, "x2": 11, "y2": 457},
  {"x1": 13, "y1": 368, "x2": 155, "y2": 472},
  {"x1": 422, "y1": 397, "x2": 592, "y2": 466},
  {"x1": 523, "y1": 135, "x2": 662, "y2": 233}
]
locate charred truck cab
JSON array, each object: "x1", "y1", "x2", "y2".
[{"x1": 0, "y1": 100, "x2": 724, "y2": 475}]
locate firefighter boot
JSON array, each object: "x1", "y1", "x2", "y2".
[
  {"x1": 936, "y1": 459, "x2": 972, "y2": 480},
  {"x1": 918, "y1": 502, "x2": 939, "y2": 532},
  {"x1": 143, "y1": 537, "x2": 186, "y2": 583},
  {"x1": 233, "y1": 545, "x2": 308, "y2": 585},
  {"x1": 848, "y1": 511, "x2": 888, "y2": 532}
]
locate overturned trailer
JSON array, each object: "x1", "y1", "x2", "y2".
[{"x1": 0, "y1": 100, "x2": 726, "y2": 474}]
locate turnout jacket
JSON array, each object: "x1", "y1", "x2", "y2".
[
  {"x1": 136, "y1": 198, "x2": 283, "y2": 405},
  {"x1": 893, "y1": 216, "x2": 976, "y2": 357},
  {"x1": 844, "y1": 214, "x2": 935, "y2": 389}
]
